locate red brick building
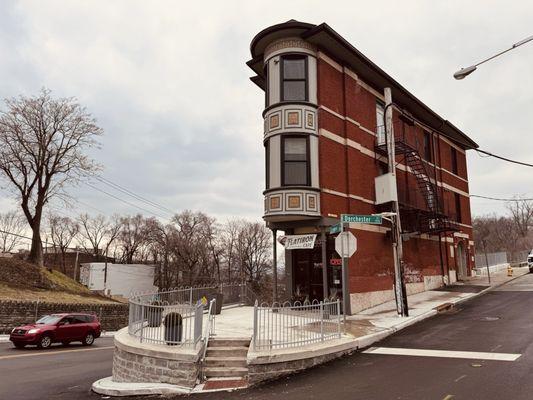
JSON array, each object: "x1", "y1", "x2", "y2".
[{"x1": 247, "y1": 21, "x2": 477, "y2": 313}]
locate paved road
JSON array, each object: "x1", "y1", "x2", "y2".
[
  {"x1": 192, "y1": 273, "x2": 533, "y2": 400},
  {"x1": 0, "y1": 337, "x2": 114, "y2": 400},
  {"x1": 4, "y1": 274, "x2": 533, "y2": 400}
]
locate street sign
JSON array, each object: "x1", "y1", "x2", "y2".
[
  {"x1": 329, "y1": 223, "x2": 342, "y2": 234},
  {"x1": 341, "y1": 214, "x2": 382, "y2": 224},
  {"x1": 335, "y1": 231, "x2": 357, "y2": 258}
]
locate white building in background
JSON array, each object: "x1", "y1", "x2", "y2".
[{"x1": 79, "y1": 263, "x2": 157, "y2": 298}]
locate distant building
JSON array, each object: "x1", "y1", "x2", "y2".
[
  {"x1": 43, "y1": 248, "x2": 114, "y2": 280},
  {"x1": 247, "y1": 20, "x2": 477, "y2": 313},
  {"x1": 79, "y1": 263, "x2": 157, "y2": 298}
]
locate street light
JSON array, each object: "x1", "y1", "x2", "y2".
[{"x1": 454, "y1": 34, "x2": 533, "y2": 79}]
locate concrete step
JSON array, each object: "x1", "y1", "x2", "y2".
[
  {"x1": 208, "y1": 338, "x2": 250, "y2": 348},
  {"x1": 202, "y1": 377, "x2": 248, "y2": 391},
  {"x1": 206, "y1": 346, "x2": 248, "y2": 357},
  {"x1": 205, "y1": 357, "x2": 247, "y2": 368},
  {"x1": 204, "y1": 367, "x2": 248, "y2": 378}
]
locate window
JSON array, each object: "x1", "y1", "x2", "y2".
[
  {"x1": 451, "y1": 147, "x2": 458, "y2": 175},
  {"x1": 265, "y1": 141, "x2": 270, "y2": 189},
  {"x1": 454, "y1": 193, "x2": 462, "y2": 223},
  {"x1": 376, "y1": 102, "x2": 385, "y2": 145},
  {"x1": 282, "y1": 137, "x2": 309, "y2": 186},
  {"x1": 281, "y1": 56, "x2": 307, "y2": 102},
  {"x1": 423, "y1": 131, "x2": 433, "y2": 162}
]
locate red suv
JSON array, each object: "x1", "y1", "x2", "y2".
[{"x1": 9, "y1": 313, "x2": 101, "y2": 349}]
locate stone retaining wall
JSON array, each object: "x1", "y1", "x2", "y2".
[
  {"x1": 112, "y1": 329, "x2": 200, "y2": 389},
  {"x1": 248, "y1": 345, "x2": 355, "y2": 385},
  {"x1": 0, "y1": 300, "x2": 128, "y2": 333}
]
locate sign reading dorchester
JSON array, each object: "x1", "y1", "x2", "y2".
[{"x1": 279, "y1": 234, "x2": 317, "y2": 250}]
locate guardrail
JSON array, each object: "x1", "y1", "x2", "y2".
[{"x1": 253, "y1": 299, "x2": 342, "y2": 351}]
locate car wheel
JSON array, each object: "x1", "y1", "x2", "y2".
[
  {"x1": 13, "y1": 343, "x2": 25, "y2": 349},
  {"x1": 82, "y1": 332, "x2": 95, "y2": 346},
  {"x1": 38, "y1": 335, "x2": 52, "y2": 349}
]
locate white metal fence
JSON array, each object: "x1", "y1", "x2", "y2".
[
  {"x1": 253, "y1": 299, "x2": 342, "y2": 351},
  {"x1": 128, "y1": 294, "x2": 203, "y2": 347},
  {"x1": 475, "y1": 251, "x2": 508, "y2": 268},
  {"x1": 127, "y1": 283, "x2": 248, "y2": 347}
]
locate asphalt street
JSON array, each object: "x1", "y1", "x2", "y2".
[
  {"x1": 0, "y1": 337, "x2": 114, "y2": 400},
  {"x1": 4, "y1": 274, "x2": 533, "y2": 400},
  {"x1": 191, "y1": 273, "x2": 533, "y2": 400}
]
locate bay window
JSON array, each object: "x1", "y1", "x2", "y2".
[
  {"x1": 282, "y1": 136, "x2": 309, "y2": 186},
  {"x1": 281, "y1": 56, "x2": 307, "y2": 102}
]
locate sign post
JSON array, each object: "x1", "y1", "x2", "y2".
[{"x1": 335, "y1": 227, "x2": 357, "y2": 317}]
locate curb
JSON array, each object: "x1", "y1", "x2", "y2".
[
  {"x1": 92, "y1": 274, "x2": 529, "y2": 397},
  {"x1": 92, "y1": 377, "x2": 191, "y2": 397},
  {"x1": 453, "y1": 271, "x2": 529, "y2": 307}
]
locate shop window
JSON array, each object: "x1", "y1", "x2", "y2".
[
  {"x1": 281, "y1": 56, "x2": 307, "y2": 102},
  {"x1": 282, "y1": 136, "x2": 309, "y2": 186}
]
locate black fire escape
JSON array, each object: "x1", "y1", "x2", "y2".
[{"x1": 375, "y1": 120, "x2": 459, "y2": 235}]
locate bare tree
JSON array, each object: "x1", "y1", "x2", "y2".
[
  {"x1": 48, "y1": 214, "x2": 79, "y2": 273},
  {"x1": 0, "y1": 211, "x2": 27, "y2": 253},
  {"x1": 221, "y1": 219, "x2": 241, "y2": 283},
  {"x1": 506, "y1": 198, "x2": 533, "y2": 237},
  {"x1": 172, "y1": 210, "x2": 212, "y2": 285},
  {"x1": 0, "y1": 89, "x2": 102, "y2": 266},
  {"x1": 78, "y1": 213, "x2": 108, "y2": 258},
  {"x1": 117, "y1": 214, "x2": 153, "y2": 263},
  {"x1": 235, "y1": 221, "x2": 272, "y2": 289}
]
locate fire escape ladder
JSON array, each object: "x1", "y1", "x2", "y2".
[{"x1": 404, "y1": 151, "x2": 438, "y2": 213}]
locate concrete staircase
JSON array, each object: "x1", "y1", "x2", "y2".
[{"x1": 202, "y1": 337, "x2": 250, "y2": 390}]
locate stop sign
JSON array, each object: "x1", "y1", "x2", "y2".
[{"x1": 335, "y1": 231, "x2": 357, "y2": 258}]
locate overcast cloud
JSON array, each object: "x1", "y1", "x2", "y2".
[{"x1": 0, "y1": 0, "x2": 532, "y2": 223}]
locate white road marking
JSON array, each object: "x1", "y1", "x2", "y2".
[
  {"x1": 0, "y1": 346, "x2": 114, "y2": 360},
  {"x1": 363, "y1": 347, "x2": 521, "y2": 361},
  {"x1": 454, "y1": 374, "x2": 467, "y2": 382}
]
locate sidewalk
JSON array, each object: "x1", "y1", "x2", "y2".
[{"x1": 345, "y1": 267, "x2": 529, "y2": 341}]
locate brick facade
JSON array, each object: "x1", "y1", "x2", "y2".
[{"x1": 249, "y1": 21, "x2": 477, "y2": 313}]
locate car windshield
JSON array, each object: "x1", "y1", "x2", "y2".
[{"x1": 36, "y1": 315, "x2": 63, "y2": 325}]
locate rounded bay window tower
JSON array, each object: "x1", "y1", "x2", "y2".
[{"x1": 250, "y1": 21, "x2": 320, "y2": 223}]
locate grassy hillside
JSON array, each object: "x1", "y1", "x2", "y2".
[{"x1": 0, "y1": 257, "x2": 120, "y2": 304}]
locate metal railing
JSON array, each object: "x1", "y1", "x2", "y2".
[
  {"x1": 253, "y1": 299, "x2": 342, "y2": 351},
  {"x1": 128, "y1": 296, "x2": 203, "y2": 347},
  {"x1": 127, "y1": 283, "x2": 249, "y2": 347},
  {"x1": 199, "y1": 299, "x2": 217, "y2": 381}
]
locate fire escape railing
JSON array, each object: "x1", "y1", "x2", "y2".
[{"x1": 375, "y1": 121, "x2": 459, "y2": 234}]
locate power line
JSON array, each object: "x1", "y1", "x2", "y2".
[
  {"x1": 93, "y1": 176, "x2": 175, "y2": 215},
  {"x1": 85, "y1": 183, "x2": 169, "y2": 220},
  {"x1": 476, "y1": 149, "x2": 533, "y2": 168},
  {"x1": 471, "y1": 194, "x2": 533, "y2": 202},
  {"x1": 0, "y1": 229, "x2": 32, "y2": 241}
]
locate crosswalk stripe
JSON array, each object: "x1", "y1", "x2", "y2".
[{"x1": 363, "y1": 347, "x2": 521, "y2": 361}]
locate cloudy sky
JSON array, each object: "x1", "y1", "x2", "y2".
[{"x1": 0, "y1": 0, "x2": 532, "y2": 224}]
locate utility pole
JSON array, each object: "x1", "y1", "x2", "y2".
[
  {"x1": 73, "y1": 247, "x2": 79, "y2": 281},
  {"x1": 385, "y1": 87, "x2": 409, "y2": 317}
]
